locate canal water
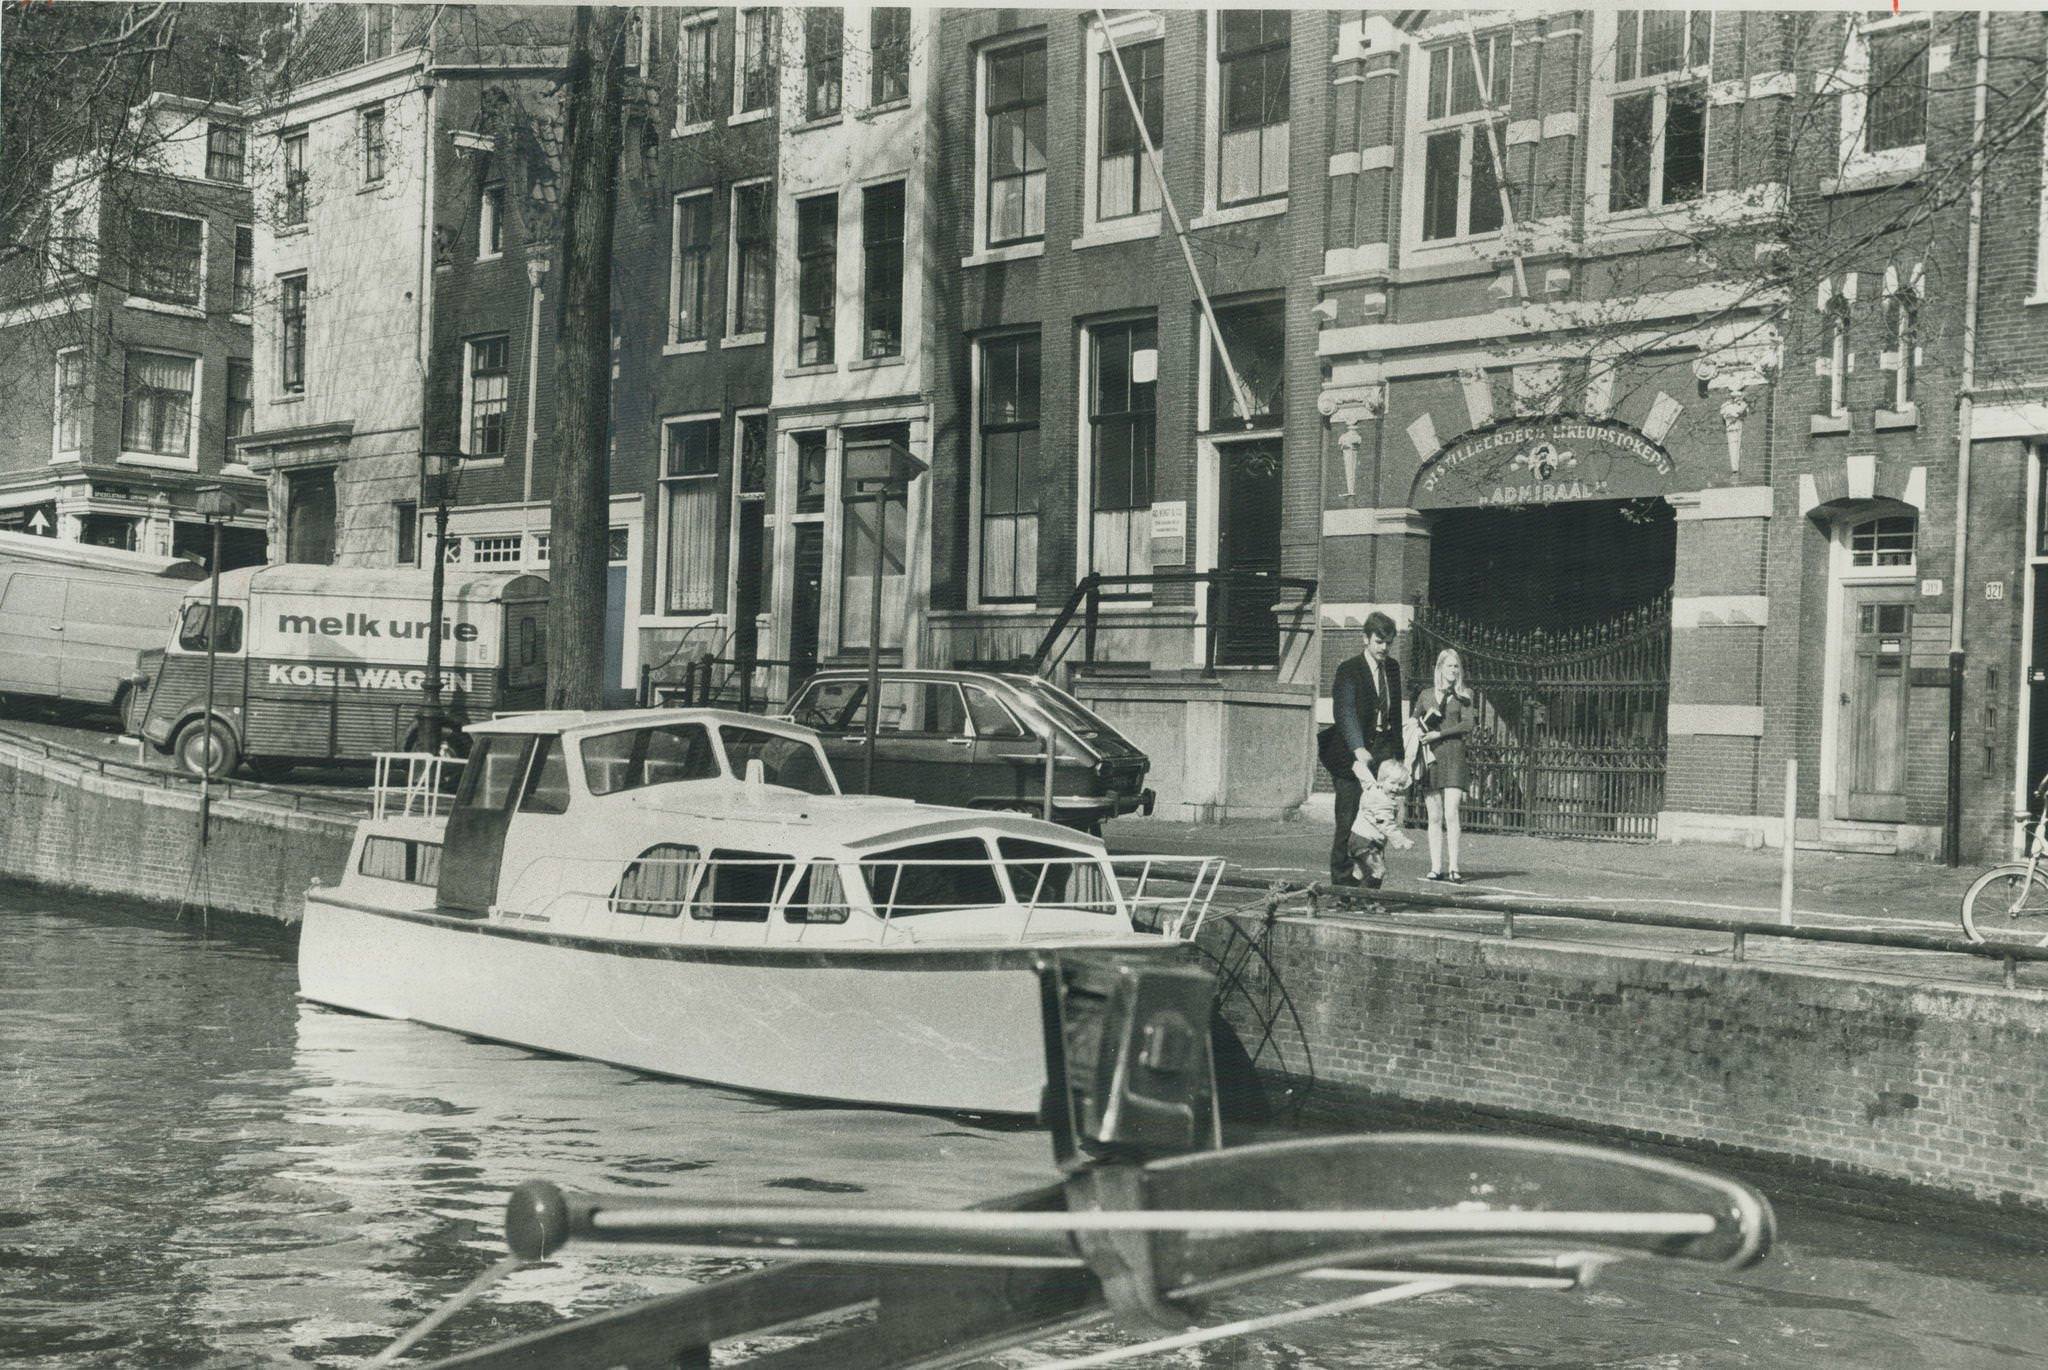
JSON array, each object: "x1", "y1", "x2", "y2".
[{"x1": 4, "y1": 884, "x2": 2046, "y2": 1369}]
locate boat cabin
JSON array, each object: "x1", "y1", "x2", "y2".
[{"x1": 340, "y1": 709, "x2": 1177, "y2": 947}]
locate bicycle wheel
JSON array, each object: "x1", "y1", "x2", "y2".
[{"x1": 1960, "y1": 864, "x2": 2048, "y2": 946}]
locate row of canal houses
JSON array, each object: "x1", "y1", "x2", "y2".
[{"x1": 12, "y1": 5, "x2": 2048, "y2": 862}]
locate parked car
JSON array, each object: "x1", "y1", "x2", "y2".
[{"x1": 785, "y1": 669, "x2": 1153, "y2": 829}]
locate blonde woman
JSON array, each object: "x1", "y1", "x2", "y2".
[{"x1": 1410, "y1": 648, "x2": 1476, "y2": 883}]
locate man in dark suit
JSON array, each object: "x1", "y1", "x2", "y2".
[{"x1": 1319, "y1": 611, "x2": 1405, "y2": 887}]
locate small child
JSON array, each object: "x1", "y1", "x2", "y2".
[{"x1": 1346, "y1": 757, "x2": 1416, "y2": 889}]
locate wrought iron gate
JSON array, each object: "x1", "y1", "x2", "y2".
[{"x1": 1408, "y1": 593, "x2": 1670, "y2": 841}]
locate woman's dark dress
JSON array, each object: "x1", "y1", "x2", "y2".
[{"x1": 1415, "y1": 688, "x2": 1474, "y2": 793}]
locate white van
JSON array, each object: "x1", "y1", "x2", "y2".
[{"x1": 0, "y1": 529, "x2": 204, "y2": 716}]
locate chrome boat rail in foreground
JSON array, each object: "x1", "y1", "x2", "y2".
[{"x1": 396, "y1": 955, "x2": 1774, "y2": 1370}]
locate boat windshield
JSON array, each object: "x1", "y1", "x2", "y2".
[
  {"x1": 720, "y1": 726, "x2": 837, "y2": 795},
  {"x1": 860, "y1": 837, "x2": 1006, "y2": 917},
  {"x1": 582, "y1": 724, "x2": 721, "y2": 795}
]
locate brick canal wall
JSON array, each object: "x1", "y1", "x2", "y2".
[
  {"x1": 1211, "y1": 915, "x2": 2048, "y2": 1212},
  {"x1": 0, "y1": 739, "x2": 352, "y2": 924}
]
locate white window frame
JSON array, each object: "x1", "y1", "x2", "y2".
[
  {"x1": 359, "y1": 102, "x2": 387, "y2": 187},
  {"x1": 1822, "y1": 293, "x2": 1852, "y2": 419},
  {"x1": 970, "y1": 29, "x2": 1049, "y2": 262},
  {"x1": 1204, "y1": 9, "x2": 1292, "y2": 219},
  {"x1": 117, "y1": 347, "x2": 201, "y2": 469},
  {"x1": 971, "y1": 330, "x2": 1043, "y2": 608},
  {"x1": 676, "y1": 11, "x2": 719, "y2": 135},
  {"x1": 1832, "y1": 15, "x2": 1931, "y2": 185},
  {"x1": 731, "y1": 6, "x2": 776, "y2": 124},
  {"x1": 859, "y1": 178, "x2": 907, "y2": 362},
  {"x1": 469, "y1": 533, "x2": 525, "y2": 565},
  {"x1": 278, "y1": 271, "x2": 308, "y2": 397},
  {"x1": 460, "y1": 334, "x2": 512, "y2": 464},
  {"x1": 659, "y1": 411, "x2": 724, "y2": 619},
  {"x1": 52, "y1": 346, "x2": 85, "y2": 461},
  {"x1": 725, "y1": 176, "x2": 772, "y2": 345},
  {"x1": 668, "y1": 188, "x2": 716, "y2": 352},
  {"x1": 1842, "y1": 511, "x2": 1918, "y2": 579},
  {"x1": 1081, "y1": 12, "x2": 1165, "y2": 243},
  {"x1": 1586, "y1": 10, "x2": 1711, "y2": 228},
  {"x1": 1880, "y1": 263, "x2": 1923, "y2": 416},
  {"x1": 125, "y1": 207, "x2": 207, "y2": 317},
  {"x1": 204, "y1": 121, "x2": 245, "y2": 185},
  {"x1": 478, "y1": 183, "x2": 505, "y2": 261},
  {"x1": 1075, "y1": 314, "x2": 1159, "y2": 601},
  {"x1": 231, "y1": 222, "x2": 255, "y2": 318},
  {"x1": 280, "y1": 127, "x2": 310, "y2": 228},
  {"x1": 1403, "y1": 28, "x2": 1513, "y2": 254},
  {"x1": 727, "y1": 407, "x2": 773, "y2": 631}
]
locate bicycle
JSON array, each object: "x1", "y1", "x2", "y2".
[{"x1": 1960, "y1": 779, "x2": 2048, "y2": 946}]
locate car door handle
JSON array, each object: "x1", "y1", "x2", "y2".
[
  {"x1": 48, "y1": 624, "x2": 63, "y2": 631},
  {"x1": 947, "y1": 736, "x2": 972, "y2": 747}
]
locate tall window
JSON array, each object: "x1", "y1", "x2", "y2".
[
  {"x1": 226, "y1": 360, "x2": 253, "y2": 453},
  {"x1": 678, "y1": 16, "x2": 716, "y2": 128},
  {"x1": 795, "y1": 430, "x2": 828, "y2": 513},
  {"x1": 1217, "y1": 11, "x2": 1290, "y2": 205},
  {"x1": 1887, "y1": 286, "x2": 1918, "y2": 410},
  {"x1": 840, "y1": 424, "x2": 911, "y2": 650},
  {"x1": 731, "y1": 181, "x2": 772, "y2": 336},
  {"x1": 663, "y1": 418, "x2": 720, "y2": 614},
  {"x1": 871, "y1": 7, "x2": 911, "y2": 106},
  {"x1": 736, "y1": 8, "x2": 775, "y2": 115},
  {"x1": 129, "y1": 211, "x2": 203, "y2": 307},
  {"x1": 984, "y1": 42, "x2": 1047, "y2": 246},
  {"x1": 1607, "y1": 11, "x2": 1707, "y2": 214},
  {"x1": 360, "y1": 104, "x2": 387, "y2": 184},
  {"x1": 979, "y1": 333, "x2": 1040, "y2": 602},
  {"x1": 121, "y1": 351, "x2": 195, "y2": 458},
  {"x1": 281, "y1": 128, "x2": 309, "y2": 225},
  {"x1": 861, "y1": 182, "x2": 905, "y2": 360},
  {"x1": 395, "y1": 500, "x2": 418, "y2": 565},
  {"x1": 672, "y1": 192, "x2": 713, "y2": 343},
  {"x1": 804, "y1": 8, "x2": 842, "y2": 120},
  {"x1": 1088, "y1": 319, "x2": 1157, "y2": 583},
  {"x1": 465, "y1": 335, "x2": 510, "y2": 458},
  {"x1": 54, "y1": 349, "x2": 85, "y2": 454},
  {"x1": 1208, "y1": 298, "x2": 1284, "y2": 429},
  {"x1": 206, "y1": 123, "x2": 245, "y2": 183},
  {"x1": 480, "y1": 183, "x2": 505, "y2": 257},
  {"x1": 796, "y1": 194, "x2": 837, "y2": 366},
  {"x1": 1824, "y1": 296, "x2": 1851, "y2": 418},
  {"x1": 1098, "y1": 39, "x2": 1163, "y2": 220},
  {"x1": 1865, "y1": 24, "x2": 1928, "y2": 153},
  {"x1": 233, "y1": 225, "x2": 254, "y2": 313},
  {"x1": 1420, "y1": 33, "x2": 1509, "y2": 241},
  {"x1": 279, "y1": 274, "x2": 307, "y2": 393}
]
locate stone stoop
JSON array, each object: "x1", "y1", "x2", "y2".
[{"x1": 1798, "y1": 820, "x2": 1902, "y2": 856}]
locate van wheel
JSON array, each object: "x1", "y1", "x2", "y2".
[{"x1": 175, "y1": 719, "x2": 239, "y2": 779}]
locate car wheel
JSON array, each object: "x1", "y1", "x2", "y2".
[{"x1": 175, "y1": 718, "x2": 239, "y2": 779}]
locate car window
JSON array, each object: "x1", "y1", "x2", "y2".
[
  {"x1": 792, "y1": 679, "x2": 866, "y2": 731},
  {"x1": 963, "y1": 685, "x2": 1028, "y2": 740},
  {"x1": 582, "y1": 724, "x2": 719, "y2": 795},
  {"x1": 720, "y1": 726, "x2": 838, "y2": 795},
  {"x1": 519, "y1": 736, "x2": 571, "y2": 814},
  {"x1": 177, "y1": 603, "x2": 243, "y2": 653},
  {"x1": 1013, "y1": 678, "x2": 1128, "y2": 745}
]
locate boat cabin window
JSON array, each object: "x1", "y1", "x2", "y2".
[
  {"x1": 996, "y1": 838, "x2": 1116, "y2": 913},
  {"x1": 458, "y1": 734, "x2": 535, "y2": 811},
  {"x1": 519, "y1": 737, "x2": 571, "y2": 814},
  {"x1": 612, "y1": 842, "x2": 701, "y2": 916},
  {"x1": 359, "y1": 835, "x2": 442, "y2": 885},
  {"x1": 861, "y1": 838, "x2": 1007, "y2": 917},
  {"x1": 692, "y1": 848, "x2": 792, "y2": 922},
  {"x1": 785, "y1": 860, "x2": 851, "y2": 924},
  {"x1": 177, "y1": 602, "x2": 243, "y2": 653},
  {"x1": 719, "y1": 726, "x2": 836, "y2": 794},
  {"x1": 582, "y1": 723, "x2": 720, "y2": 795}
]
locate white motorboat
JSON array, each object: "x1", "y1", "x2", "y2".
[{"x1": 296, "y1": 708, "x2": 1225, "y2": 1115}]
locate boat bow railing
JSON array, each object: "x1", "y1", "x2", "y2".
[{"x1": 371, "y1": 752, "x2": 466, "y2": 820}]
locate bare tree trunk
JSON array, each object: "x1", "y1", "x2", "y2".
[{"x1": 546, "y1": 5, "x2": 626, "y2": 710}]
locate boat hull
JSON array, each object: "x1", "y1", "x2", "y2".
[{"x1": 298, "y1": 896, "x2": 1191, "y2": 1115}]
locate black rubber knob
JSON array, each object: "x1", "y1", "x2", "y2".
[{"x1": 505, "y1": 1181, "x2": 572, "y2": 1260}]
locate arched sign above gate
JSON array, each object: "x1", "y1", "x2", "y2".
[{"x1": 1410, "y1": 416, "x2": 1677, "y2": 510}]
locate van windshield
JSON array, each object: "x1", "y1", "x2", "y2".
[{"x1": 178, "y1": 603, "x2": 243, "y2": 653}]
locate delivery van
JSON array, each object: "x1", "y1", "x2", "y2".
[
  {"x1": 0, "y1": 529, "x2": 206, "y2": 717},
  {"x1": 127, "y1": 564, "x2": 549, "y2": 777}
]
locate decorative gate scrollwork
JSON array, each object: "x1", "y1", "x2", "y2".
[{"x1": 1409, "y1": 593, "x2": 1671, "y2": 842}]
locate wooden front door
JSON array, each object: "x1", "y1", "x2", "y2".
[
  {"x1": 1216, "y1": 440, "x2": 1282, "y2": 666},
  {"x1": 1837, "y1": 589, "x2": 1913, "y2": 822}
]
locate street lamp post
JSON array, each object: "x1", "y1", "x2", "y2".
[
  {"x1": 193, "y1": 484, "x2": 238, "y2": 839},
  {"x1": 843, "y1": 437, "x2": 927, "y2": 794},
  {"x1": 419, "y1": 451, "x2": 459, "y2": 756}
]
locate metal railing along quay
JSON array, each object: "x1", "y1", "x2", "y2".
[{"x1": 1133, "y1": 861, "x2": 2048, "y2": 990}]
